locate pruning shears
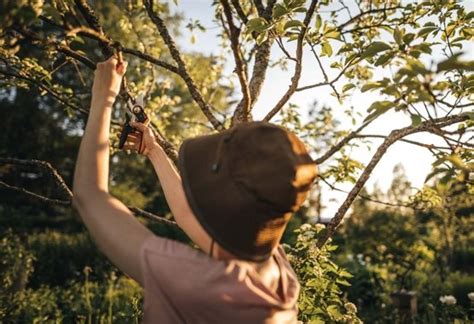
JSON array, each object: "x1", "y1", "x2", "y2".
[
  {"x1": 118, "y1": 93, "x2": 149, "y2": 150},
  {"x1": 114, "y1": 49, "x2": 149, "y2": 151}
]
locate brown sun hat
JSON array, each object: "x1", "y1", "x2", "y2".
[{"x1": 178, "y1": 121, "x2": 318, "y2": 262}]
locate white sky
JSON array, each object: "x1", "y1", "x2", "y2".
[{"x1": 169, "y1": 0, "x2": 473, "y2": 219}]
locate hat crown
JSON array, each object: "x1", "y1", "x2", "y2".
[{"x1": 228, "y1": 122, "x2": 317, "y2": 213}]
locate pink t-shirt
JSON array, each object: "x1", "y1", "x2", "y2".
[{"x1": 139, "y1": 235, "x2": 300, "y2": 323}]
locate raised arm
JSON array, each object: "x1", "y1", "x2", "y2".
[
  {"x1": 123, "y1": 122, "x2": 213, "y2": 254},
  {"x1": 72, "y1": 57, "x2": 153, "y2": 285}
]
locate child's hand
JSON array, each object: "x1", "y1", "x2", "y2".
[
  {"x1": 122, "y1": 121, "x2": 161, "y2": 156},
  {"x1": 92, "y1": 55, "x2": 127, "y2": 105}
]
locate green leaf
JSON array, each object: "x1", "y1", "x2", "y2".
[
  {"x1": 272, "y1": 4, "x2": 287, "y2": 19},
  {"x1": 284, "y1": 20, "x2": 305, "y2": 29},
  {"x1": 413, "y1": 42, "x2": 432, "y2": 54},
  {"x1": 437, "y1": 54, "x2": 474, "y2": 72},
  {"x1": 309, "y1": 320, "x2": 325, "y2": 324},
  {"x1": 431, "y1": 81, "x2": 450, "y2": 90},
  {"x1": 364, "y1": 100, "x2": 394, "y2": 122},
  {"x1": 342, "y1": 83, "x2": 355, "y2": 92},
  {"x1": 325, "y1": 29, "x2": 340, "y2": 39},
  {"x1": 321, "y1": 41, "x2": 333, "y2": 57},
  {"x1": 367, "y1": 100, "x2": 394, "y2": 112},
  {"x1": 339, "y1": 269, "x2": 354, "y2": 278},
  {"x1": 418, "y1": 26, "x2": 438, "y2": 38},
  {"x1": 403, "y1": 33, "x2": 415, "y2": 45},
  {"x1": 374, "y1": 52, "x2": 394, "y2": 66},
  {"x1": 393, "y1": 27, "x2": 403, "y2": 45},
  {"x1": 447, "y1": 154, "x2": 466, "y2": 170},
  {"x1": 327, "y1": 305, "x2": 342, "y2": 318},
  {"x1": 293, "y1": 6, "x2": 307, "y2": 13},
  {"x1": 315, "y1": 14, "x2": 322, "y2": 32},
  {"x1": 410, "y1": 114, "x2": 422, "y2": 126},
  {"x1": 72, "y1": 36, "x2": 85, "y2": 45},
  {"x1": 247, "y1": 17, "x2": 268, "y2": 32},
  {"x1": 255, "y1": 31, "x2": 268, "y2": 45},
  {"x1": 336, "y1": 279, "x2": 351, "y2": 286},
  {"x1": 361, "y1": 42, "x2": 392, "y2": 59},
  {"x1": 406, "y1": 57, "x2": 428, "y2": 74},
  {"x1": 361, "y1": 82, "x2": 383, "y2": 92}
]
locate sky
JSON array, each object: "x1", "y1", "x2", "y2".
[{"x1": 168, "y1": 0, "x2": 473, "y2": 219}]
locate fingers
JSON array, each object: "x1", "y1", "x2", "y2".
[
  {"x1": 117, "y1": 51, "x2": 123, "y2": 65},
  {"x1": 122, "y1": 142, "x2": 140, "y2": 151},
  {"x1": 117, "y1": 60, "x2": 127, "y2": 75},
  {"x1": 96, "y1": 55, "x2": 127, "y2": 74},
  {"x1": 116, "y1": 131, "x2": 141, "y2": 150},
  {"x1": 122, "y1": 137, "x2": 140, "y2": 151},
  {"x1": 125, "y1": 132, "x2": 140, "y2": 140},
  {"x1": 96, "y1": 56, "x2": 117, "y2": 68},
  {"x1": 130, "y1": 121, "x2": 148, "y2": 132}
]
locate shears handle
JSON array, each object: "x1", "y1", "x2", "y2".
[{"x1": 118, "y1": 114, "x2": 134, "y2": 149}]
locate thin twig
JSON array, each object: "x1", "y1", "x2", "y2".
[
  {"x1": 221, "y1": 0, "x2": 251, "y2": 123},
  {"x1": 318, "y1": 175, "x2": 418, "y2": 209},
  {"x1": 231, "y1": 0, "x2": 276, "y2": 125},
  {"x1": 144, "y1": 0, "x2": 224, "y2": 130},
  {"x1": 231, "y1": 0, "x2": 248, "y2": 24},
  {"x1": 263, "y1": 0, "x2": 322, "y2": 121},
  {"x1": 0, "y1": 157, "x2": 179, "y2": 227}
]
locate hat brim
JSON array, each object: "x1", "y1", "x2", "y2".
[{"x1": 178, "y1": 130, "x2": 287, "y2": 262}]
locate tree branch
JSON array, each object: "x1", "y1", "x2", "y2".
[
  {"x1": 0, "y1": 70, "x2": 89, "y2": 116},
  {"x1": 354, "y1": 134, "x2": 458, "y2": 151},
  {"x1": 296, "y1": 55, "x2": 360, "y2": 92},
  {"x1": 263, "y1": 0, "x2": 320, "y2": 122},
  {"x1": 318, "y1": 175, "x2": 418, "y2": 210},
  {"x1": 0, "y1": 158, "x2": 178, "y2": 228},
  {"x1": 40, "y1": 18, "x2": 182, "y2": 76},
  {"x1": 316, "y1": 113, "x2": 470, "y2": 247},
  {"x1": 0, "y1": 180, "x2": 71, "y2": 206},
  {"x1": 336, "y1": 6, "x2": 403, "y2": 31},
  {"x1": 231, "y1": 0, "x2": 277, "y2": 125},
  {"x1": 231, "y1": 0, "x2": 248, "y2": 24},
  {"x1": 0, "y1": 157, "x2": 72, "y2": 199},
  {"x1": 120, "y1": 47, "x2": 180, "y2": 75},
  {"x1": 314, "y1": 119, "x2": 374, "y2": 165},
  {"x1": 221, "y1": 0, "x2": 251, "y2": 123},
  {"x1": 73, "y1": 0, "x2": 113, "y2": 56},
  {"x1": 144, "y1": 0, "x2": 224, "y2": 130}
]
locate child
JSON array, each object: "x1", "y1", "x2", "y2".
[{"x1": 73, "y1": 56, "x2": 317, "y2": 323}]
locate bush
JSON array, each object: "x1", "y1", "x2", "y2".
[
  {"x1": 446, "y1": 272, "x2": 474, "y2": 308},
  {"x1": 27, "y1": 230, "x2": 112, "y2": 287},
  {"x1": 284, "y1": 224, "x2": 362, "y2": 323},
  {"x1": 2, "y1": 269, "x2": 143, "y2": 323}
]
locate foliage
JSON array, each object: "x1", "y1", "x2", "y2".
[
  {"x1": 0, "y1": 230, "x2": 35, "y2": 298},
  {"x1": 27, "y1": 230, "x2": 112, "y2": 288},
  {"x1": 4, "y1": 270, "x2": 142, "y2": 323},
  {"x1": 285, "y1": 224, "x2": 361, "y2": 323},
  {"x1": 337, "y1": 166, "x2": 473, "y2": 322},
  {"x1": 0, "y1": 229, "x2": 142, "y2": 323}
]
